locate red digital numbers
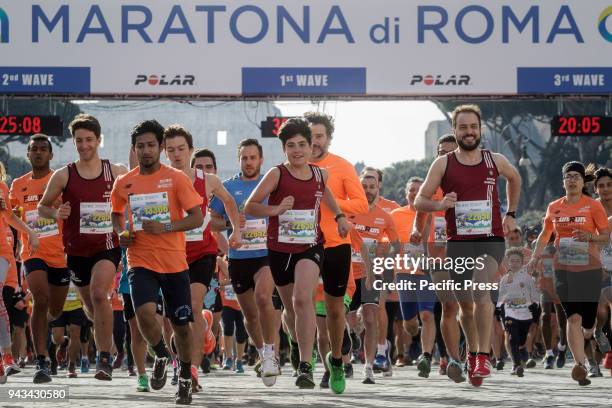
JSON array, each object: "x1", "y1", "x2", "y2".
[
  {"x1": 272, "y1": 117, "x2": 288, "y2": 137},
  {"x1": 553, "y1": 115, "x2": 608, "y2": 137}
]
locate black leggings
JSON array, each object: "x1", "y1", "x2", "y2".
[
  {"x1": 434, "y1": 301, "x2": 447, "y2": 358},
  {"x1": 113, "y1": 310, "x2": 126, "y2": 354},
  {"x1": 504, "y1": 317, "x2": 531, "y2": 366},
  {"x1": 221, "y1": 307, "x2": 247, "y2": 343}
]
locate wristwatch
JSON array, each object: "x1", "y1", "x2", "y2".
[
  {"x1": 335, "y1": 213, "x2": 346, "y2": 222},
  {"x1": 163, "y1": 223, "x2": 173, "y2": 232},
  {"x1": 505, "y1": 211, "x2": 516, "y2": 218}
]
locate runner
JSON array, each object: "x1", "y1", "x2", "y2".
[
  {"x1": 593, "y1": 167, "x2": 612, "y2": 372},
  {"x1": 527, "y1": 161, "x2": 609, "y2": 385},
  {"x1": 163, "y1": 124, "x2": 241, "y2": 390},
  {"x1": 111, "y1": 119, "x2": 205, "y2": 404},
  {"x1": 359, "y1": 167, "x2": 400, "y2": 213},
  {"x1": 209, "y1": 138, "x2": 281, "y2": 386},
  {"x1": 497, "y1": 247, "x2": 539, "y2": 377},
  {"x1": 244, "y1": 118, "x2": 351, "y2": 390},
  {"x1": 348, "y1": 172, "x2": 399, "y2": 384},
  {"x1": 305, "y1": 111, "x2": 368, "y2": 393},
  {"x1": 38, "y1": 115, "x2": 127, "y2": 381},
  {"x1": 415, "y1": 104, "x2": 522, "y2": 386},
  {"x1": 0, "y1": 161, "x2": 40, "y2": 384}
]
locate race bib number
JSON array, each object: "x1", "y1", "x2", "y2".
[
  {"x1": 238, "y1": 219, "x2": 267, "y2": 251},
  {"x1": 129, "y1": 192, "x2": 171, "y2": 232},
  {"x1": 278, "y1": 209, "x2": 316, "y2": 244},
  {"x1": 26, "y1": 209, "x2": 59, "y2": 238},
  {"x1": 433, "y1": 216, "x2": 447, "y2": 243},
  {"x1": 455, "y1": 200, "x2": 492, "y2": 235},
  {"x1": 224, "y1": 285, "x2": 237, "y2": 301},
  {"x1": 80, "y1": 202, "x2": 112, "y2": 234},
  {"x1": 185, "y1": 211, "x2": 210, "y2": 242},
  {"x1": 600, "y1": 245, "x2": 612, "y2": 271},
  {"x1": 558, "y1": 237, "x2": 589, "y2": 266},
  {"x1": 66, "y1": 283, "x2": 78, "y2": 301}
]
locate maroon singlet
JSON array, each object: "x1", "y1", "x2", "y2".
[
  {"x1": 186, "y1": 168, "x2": 217, "y2": 263},
  {"x1": 62, "y1": 160, "x2": 118, "y2": 256},
  {"x1": 441, "y1": 149, "x2": 504, "y2": 240},
  {"x1": 267, "y1": 164, "x2": 325, "y2": 253}
]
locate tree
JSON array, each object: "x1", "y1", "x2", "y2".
[{"x1": 379, "y1": 158, "x2": 433, "y2": 205}]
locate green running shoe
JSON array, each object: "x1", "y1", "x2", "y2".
[{"x1": 326, "y1": 352, "x2": 346, "y2": 394}]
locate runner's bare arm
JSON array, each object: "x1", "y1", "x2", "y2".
[
  {"x1": 210, "y1": 211, "x2": 228, "y2": 232},
  {"x1": 530, "y1": 218, "x2": 554, "y2": 260},
  {"x1": 414, "y1": 156, "x2": 448, "y2": 212},
  {"x1": 206, "y1": 174, "x2": 241, "y2": 235},
  {"x1": 244, "y1": 167, "x2": 285, "y2": 217},
  {"x1": 38, "y1": 166, "x2": 69, "y2": 220},
  {"x1": 492, "y1": 153, "x2": 521, "y2": 212},
  {"x1": 1, "y1": 210, "x2": 39, "y2": 253},
  {"x1": 322, "y1": 182, "x2": 351, "y2": 238},
  {"x1": 110, "y1": 163, "x2": 129, "y2": 179}
]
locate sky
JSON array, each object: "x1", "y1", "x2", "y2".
[{"x1": 276, "y1": 100, "x2": 446, "y2": 169}]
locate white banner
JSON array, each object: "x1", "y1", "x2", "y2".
[{"x1": 0, "y1": 1, "x2": 610, "y2": 96}]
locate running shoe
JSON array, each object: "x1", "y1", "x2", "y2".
[
  {"x1": 588, "y1": 360, "x2": 602, "y2": 378},
  {"x1": 261, "y1": 353, "x2": 280, "y2": 387},
  {"x1": 556, "y1": 349, "x2": 566, "y2": 368},
  {"x1": 295, "y1": 362, "x2": 315, "y2": 389},
  {"x1": 56, "y1": 338, "x2": 68, "y2": 367},
  {"x1": 326, "y1": 352, "x2": 346, "y2": 394},
  {"x1": 50, "y1": 357, "x2": 58, "y2": 376},
  {"x1": 254, "y1": 360, "x2": 262, "y2": 377},
  {"x1": 67, "y1": 362, "x2": 78, "y2": 378},
  {"x1": 511, "y1": 365, "x2": 524, "y2": 377},
  {"x1": 223, "y1": 358, "x2": 233, "y2": 370},
  {"x1": 344, "y1": 362, "x2": 354, "y2": 379},
  {"x1": 571, "y1": 363, "x2": 591, "y2": 386},
  {"x1": 319, "y1": 370, "x2": 330, "y2": 388},
  {"x1": 18, "y1": 357, "x2": 26, "y2": 369},
  {"x1": 447, "y1": 358, "x2": 466, "y2": 383},
  {"x1": 594, "y1": 329, "x2": 611, "y2": 354},
  {"x1": 374, "y1": 341, "x2": 391, "y2": 374},
  {"x1": 175, "y1": 378, "x2": 193, "y2": 405},
  {"x1": 3, "y1": 354, "x2": 20, "y2": 376},
  {"x1": 128, "y1": 366, "x2": 137, "y2": 376},
  {"x1": 201, "y1": 356, "x2": 211, "y2": 374},
  {"x1": 396, "y1": 355, "x2": 407, "y2": 368},
  {"x1": 137, "y1": 374, "x2": 150, "y2": 392},
  {"x1": 466, "y1": 354, "x2": 483, "y2": 387},
  {"x1": 235, "y1": 360, "x2": 244, "y2": 374},
  {"x1": 150, "y1": 356, "x2": 168, "y2": 390},
  {"x1": 94, "y1": 355, "x2": 113, "y2": 381},
  {"x1": 416, "y1": 354, "x2": 432, "y2": 378},
  {"x1": 0, "y1": 362, "x2": 6, "y2": 385},
  {"x1": 603, "y1": 351, "x2": 612, "y2": 370},
  {"x1": 495, "y1": 359, "x2": 505, "y2": 371},
  {"x1": 473, "y1": 354, "x2": 492, "y2": 378},
  {"x1": 80, "y1": 357, "x2": 90, "y2": 374},
  {"x1": 112, "y1": 352, "x2": 125, "y2": 370},
  {"x1": 191, "y1": 366, "x2": 202, "y2": 392},
  {"x1": 525, "y1": 358, "x2": 537, "y2": 369},
  {"x1": 544, "y1": 355, "x2": 555, "y2": 369},
  {"x1": 438, "y1": 357, "x2": 448, "y2": 375},
  {"x1": 33, "y1": 359, "x2": 52, "y2": 384},
  {"x1": 362, "y1": 366, "x2": 375, "y2": 384}
]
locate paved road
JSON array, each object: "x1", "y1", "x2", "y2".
[{"x1": 1, "y1": 362, "x2": 611, "y2": 407}]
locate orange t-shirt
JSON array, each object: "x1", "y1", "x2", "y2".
[
  {"x1": 391, "y1": 205, "x2": 426, "y2": 275},
  {"x1": 311, "y1": 153, "x2": 368, "y2": 248},
  {"x1": 9, "y1": 171, "x2": 66, "y2": 267},
  {"x1": 0, "y1": 182, "x2": 14, "y2": 261},
  {"x1": 220, "y1": 285, "x2": 241, "y2": 310},
  {"x1": 111, "y1": 164, "x2": 202, "y2": 274},
  {"x1": 3, "y1": 226, "x2": 18, "y2": 289},
  {"x1": 377, "y1": 197, "x2": 400, "y2": 214},
  {"x1": 349, "y1": 204, "x2": 398, "y2": 280},
  {"x1": 544, "y1": 195, "x2": 609, "y2": 272}
]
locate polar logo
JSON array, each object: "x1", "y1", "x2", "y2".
[
  {"x1": 410, "y1": 74, "x2": 471, "y2": 86},
  {"x1": 0, "y1": 8, "x2": 9, "y2": 43},
  {"x1": 134, "y1": 74, "x2": 195, "y2": 86}
]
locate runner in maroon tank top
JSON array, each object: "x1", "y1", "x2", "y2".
[
  {"x1": 415, "y1": 104, "x2": 522, "y2": 386},
  {"x1": 163, "y1": 125, "x2": 241, "y2": 391},
  {"x1": 38, "y1": 114, "x2": 128, "y2": 381},
  {"x1": 245, "y1": 118, "x2": 350, "y2": 390}
]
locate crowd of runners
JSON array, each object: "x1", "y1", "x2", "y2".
[{"x1": 0, "y1": 104, "x2": 610, "y2": 404}]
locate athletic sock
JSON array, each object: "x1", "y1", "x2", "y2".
[
  {"x1": 546, "y1": 349, "x2": 554, "y2": 357},
  {"x1": 152, "y1": 339, "x2": 170, "y2": 359},
  {"x1": 377, "y1": 343, "x2": 387, "y2": 355},
  {"x1": 179, "y1": 360, "x2": 191, "y2": 380}
]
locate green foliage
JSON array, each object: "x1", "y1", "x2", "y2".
[{"x1": 379, "y1": 158, "x2": 433, "y2": 205}]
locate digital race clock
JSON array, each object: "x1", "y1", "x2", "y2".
[
  {"x1": 260, "y1": 116, "x2": 296, "y2": 138},
  {"x1": 551, "y1": 115, "x2": 612, "y2": 137},
  {"x1": 0, "y1": 115, "x2": 63, "y2": 136}
]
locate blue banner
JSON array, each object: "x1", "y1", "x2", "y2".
[
  {"x1": 242, "y1": 67, "x2": 366, "y2": 95},
  {"x1": 517, "y1": 67, "x2": 612, "y2": 94},
  {"x1": 0, "y1": 67, "x2": 90, "y2": 94}
]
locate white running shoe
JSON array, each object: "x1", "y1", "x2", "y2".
[{"x1": 261, "y1": 353, "x2": 281, "y2": 387}]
